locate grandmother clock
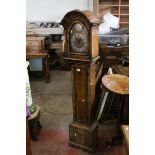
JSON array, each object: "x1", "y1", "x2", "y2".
[{"x1": 61, "y1": 10, "x2": 101, "y2": 151}]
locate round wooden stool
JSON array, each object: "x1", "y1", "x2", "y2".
[
  {"x1": 97, "y1": 74, "x2": 129, "y2": 121},
  {"x1": 104, "y1": 74, "x2": 128, "y2": 121},
  {"x1": 99, "y1": 74, "x2": 129, "y2": 146}
]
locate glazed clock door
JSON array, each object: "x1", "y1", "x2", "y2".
[{"x1": 69, "y1": 23, "x2": 88, "y2": 53}]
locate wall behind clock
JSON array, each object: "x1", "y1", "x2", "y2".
[{"x1": 26, "y1": 0, "x2": 91, "y2": 22}]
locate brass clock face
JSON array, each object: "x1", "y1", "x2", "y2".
[{"x1": 70, "y1": 23, "x2": 88, "y2": 53}]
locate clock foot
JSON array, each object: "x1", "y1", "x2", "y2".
[{"x1": 69, "y1": 121, "x2": 99, "y2": 152}]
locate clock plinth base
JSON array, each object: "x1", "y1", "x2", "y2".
[{"x1": 68, "y1": 121, "x2": 99, "y2": 152}]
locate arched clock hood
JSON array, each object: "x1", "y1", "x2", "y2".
[{"x1": 61, "y1": 10, "x2": 101, "y2": 62}]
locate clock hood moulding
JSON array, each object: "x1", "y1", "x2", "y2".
[{"x1": 61, "y1": 10, "x2": 101, "y2": 28}]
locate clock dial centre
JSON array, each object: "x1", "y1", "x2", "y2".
[{"x1": 70, "y1": 23, "x2": 88, "y2": 52}]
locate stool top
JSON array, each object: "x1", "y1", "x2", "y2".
[
  {"x1": 102, "y1": 74, "x2": 129, "y2": 95},
  {"x1": 28, "y1": 105, "x2": 40, "y2": 120}
]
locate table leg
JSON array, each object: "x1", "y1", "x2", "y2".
[{"x1": 44, "y1": 56, "x2": 50, "y2": 83}]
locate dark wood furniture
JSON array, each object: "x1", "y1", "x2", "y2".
[
  {"x1": 112, "y1": 65, "x2": 129, "y2": 77},
  {"x1": 100, "y1": 45, "x2": 129, "y2": 74},
  {"x1": 26, "y1": 119, "x2": 32, "y2": 155},
  {"x1": 26, "y1": 36, "x2": 50, "y2": 83},
  {"x1": 28, "y1": 105, "x2": 42, "y2": 140},
  {"x1": 61, "y1": 10, "x2": 102, "y2": 152},
  {"x1": 47, "y1": 40, "x2": 64, "y2": 55},
  {"x1": 46, "y1": 40, "x2": 68, "y2": 69}
]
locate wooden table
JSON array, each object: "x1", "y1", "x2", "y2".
[{"x1": 26, "y1": 36, "x2": 50, "y2": 83}]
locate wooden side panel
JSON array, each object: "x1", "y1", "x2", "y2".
[
  {"x1": 88, "y1": 62, "x2": 96, "y2": 122},
  {"x1": 91, "y1": 27, "x2": 99, "y2": 59}
]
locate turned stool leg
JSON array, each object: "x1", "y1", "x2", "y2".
[
  {"x1": 97, "y1": 91, "x2": 109, "y2": 121},
  {"x1": 29, "y1": 124, "x2": 38, "y2": 141},
  {"x1": 29, "y1": 120, "x2": 42, "y2": 141}
]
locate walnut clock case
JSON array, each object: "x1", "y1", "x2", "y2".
[{"x1": 61, "y1": 10, "x2": 102, "y2": 152}]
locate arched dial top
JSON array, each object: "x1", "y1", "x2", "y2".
[{"x1": 70, "y1": 23, "x2": 88, "y2": 53}]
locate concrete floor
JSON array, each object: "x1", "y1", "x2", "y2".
[{"x1": 30, "y1": 70, "x2": 73, "y2": 131}]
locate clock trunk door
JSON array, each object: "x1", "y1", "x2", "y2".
[{"x1": 72, "y1": 64, "x2": 89, "y2": 123}]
